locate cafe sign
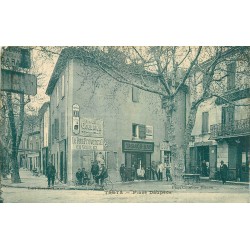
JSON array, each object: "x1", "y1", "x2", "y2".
[
  {"x1": 122, "y1": 140, "x2": 154, "y2": 153},
  {"x1": 80, "y1": 117, "x2": 103, "y2": 138},
  {"x1": 72, "y1": 136, "x2": 104, "y2": 151},
  {"x1": 1, "y1": 47, "x2": 31, "y2": 69}
]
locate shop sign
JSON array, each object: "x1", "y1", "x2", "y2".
[
  {"x1": 80, "y1": 117, "x2": 103, "y2": 138},
  {"x1": 72, "y1": 136, "x2": 104, "y2": 151},
  {"x1": 1, "y1": 47, "x2": 31, "y2": 69},
  {"x1": 1, "y1": 69, "x2": 37, "y2": 95},
  {"x1": 122, "y1": 140, "x2": 154, "y2": 153}
]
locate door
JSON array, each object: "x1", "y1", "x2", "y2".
[
  {"x1": 222, "y1": 106, "x2": 235, "y2": 135},
  {"x1": 60, "y1": 152, "x2": 64, "y2": 182}
]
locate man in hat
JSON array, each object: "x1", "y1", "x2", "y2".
[
  {"x1": 220, "y1": 160, "x2": 228, "y2": 184},
  {"x1": 47, "y1": 161, "x2": 56, "y2": 188}
]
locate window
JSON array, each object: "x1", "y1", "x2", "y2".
[
  {"x1": 52, "y1": 123, "x2": 55, "y2": 144},
  {"x1": 132, "y1": 86, "x2": 139, "y2": 102},
  {"x1": 202, "y1": 112, "x2": 209, "y2": 134},
  {"x1": 55, "y1": 118, "x2": 59, "y2": 140},
  {"x1": 56, "y1": 85, "x2": 59, "y2": 107},
  {"x1": 132, "y1": 124, "x2": 146, "y2": 139},
  {"x1": 61, "y1": 74, "x2": 65, "y2": 98},
  {"x1": 61, "y1": 112, "x2": 65, "y2": 138},
  {"x1": 227, "y1": 62, "x2": 236, "y2": 90},
  {"x1": 132, "y1": 124, "x2": 138, "y2": 137}
]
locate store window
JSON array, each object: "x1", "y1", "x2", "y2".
[{"x1": 161, "y1": 151, "x2": 171, "y2": 165}]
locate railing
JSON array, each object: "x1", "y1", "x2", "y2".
[{"x1": 210, "y1": 118, "x2": 250, "y2": 139}]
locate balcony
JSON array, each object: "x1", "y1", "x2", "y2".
[{"x1": 210, "y1": 118, "x2": 250, "y2": 139}]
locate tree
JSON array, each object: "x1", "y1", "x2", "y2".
[
  {"x1": 0, "y1": 47, "x2": 37, "y2": 183},
  {"x1": 29, "y1": 46, "x2": 250, "y2": 183}
]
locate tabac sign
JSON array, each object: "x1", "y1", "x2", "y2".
[{"x1": 72, "y1": 136, "x2": 104, "y2": 151}]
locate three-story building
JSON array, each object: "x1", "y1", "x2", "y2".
[{"x1": 45, "y1": 48, "x2": 168, "y2": 183}]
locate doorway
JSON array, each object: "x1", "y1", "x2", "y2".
[
  {"x1": 60, "y1": 152, "x2": 64, "y2": 182},
  {"x1": 125, "y1": 152, "x2": 151, "y2": 180}
]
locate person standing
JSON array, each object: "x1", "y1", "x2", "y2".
[
  {"x1": 76, "y1": 168, "x2": 83, "y2": 185},
  {"x1": 220, "y1": 161, "x2": 228, "y2": 184},
  {"x1": 47, "y1": 161, "x2": 56, "y2": 188},
  {"x1": 201, "y1": 160, "x2": 208, "y2": 177},
  {"x1": 91, "y1": 160, "x2": 99, "y2": 184},
  {"x1": 120, "y1": 164, "x2": 125, "y2": 182},
  {"x1": 165, "y1": 163, "x2": 173, "y2": 182},
  {"x1": 157, "y1": 162, "x2": 164, "y2": 181}
]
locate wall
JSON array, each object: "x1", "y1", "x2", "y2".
[{"x1": 68, "y1": 59, "x2": 167, "y2": 181}]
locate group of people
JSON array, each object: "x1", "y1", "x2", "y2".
[
  {"x1": 46, "y1": 158, "x2": 229, "y2": 188},
  {"x1": 76, "y1": 167, "x2": 90, "y2": 185},
  {"x1": 119, "y1": 161, "x2": 173, "y2": 182},
  {"x1": 151, "y1": 161, "x2": 173, "y2": 181},
  {"x1": 90, "y1": 160, "x2": 108, "y2": 185}
]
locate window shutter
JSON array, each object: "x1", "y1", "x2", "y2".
[
  {"x1": 227, "y1": 62, "x2": 236, "y2": 90},
  {"x1": 52, "y1": 123, "x2": 55, "y2": 143},
  {"x1": 61, "y1": 112, "x2": 65, "y2": 138},
  {"x1": 55, "y1": 119, "x2": 59, "y2": 139},
  {"x1": 139, "y1": 124, "x2": 146, "y2": 139},
  {"x1": 202, "y1": 112, "x2": 209, "y2": 134},
  {"x1": 132, "y1": 86, "x2": 139, "y2": 102}
]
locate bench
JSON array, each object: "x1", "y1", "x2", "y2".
[{"x1": 182, "y1": 174, "x2": 200, "y2": 184}]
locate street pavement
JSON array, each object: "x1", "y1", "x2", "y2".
[{"x1": 1, "y1": 168, "x2": 249, "y2": 202}]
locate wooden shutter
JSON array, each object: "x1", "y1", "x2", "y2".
[
  {"x1": 202, "y1": 112, "x2": 209, "y2": 134},
  {"x1": 61, "y1": 112, "x2": 65, "y2": 138},
  {"x1": 139, "y1": 124, "x2": 146, "y2": 139},
  {"x1": 55, "y1": 119, "x2": 59, "y2": 139},
  {"x1": 132, "y1": 86, "x2": 139, "y2": 102},
  {"x1": 227, "y1": 62, "x2": 236, "y2": 90},
  {"x1": 52, "y1": 123, "x2": 55, "y2": 143}
]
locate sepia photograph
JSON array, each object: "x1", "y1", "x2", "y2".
[
  {"x1": 1, "y1": 2, "x2": 250, "y2": 250},
  {"x1": 1, "y1": 46, "x2": 249, "y2": 203}
]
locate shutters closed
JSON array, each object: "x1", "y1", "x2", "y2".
[
  {"x1": 55, "y1": 119, "x2": 59, "y2": 139},
  {"x1": 132, "y1": 86, "x2": 139, "y2": 102},
  {"x1": 202, "y1": 112, "x2": 209, "y2": 134},
  {"x1": 227, "y1": 62, "x2": 236, "y2": 90},
  {"x1": 139, "y1": 124, "x2": 146, "y2": 139}
]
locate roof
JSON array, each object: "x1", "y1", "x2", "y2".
[
  {"x1": 38, "y1": 101, "x2": 50, "y2": 120},
  {"x1": 45, "y1": 47, "x2": 160, "y2": 96}
]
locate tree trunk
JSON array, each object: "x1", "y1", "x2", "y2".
[
  {"x1": 168, "y1": 100, "x2": 199, "y2": 184},
  {"x1": 6, "y1": 92, "x2": 23, "y2": 183},
  {"x1": 10, "y1": 151, "x2": 21, "y2": 183}
]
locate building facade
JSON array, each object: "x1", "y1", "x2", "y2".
[
  {"x1": 188, "y1": 54, "x2": 250, "y2": 182},
  {"x1": 38, "y1": 102, "x2": 50, "y2": 175},
  {"x1": 46, "y1": 48, "x2": 168, "y2": 183}
]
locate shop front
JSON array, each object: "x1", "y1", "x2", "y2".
[{"x1": 122, "y1": 140, "x2": 154, "y2": 181}]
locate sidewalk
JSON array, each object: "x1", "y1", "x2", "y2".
[
  {"x1": 1, "y1": 168, "x2": 69, "y2": 190},
  {"x1": 1, "y1": 168, "x2": 249, "y2": 190}
]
